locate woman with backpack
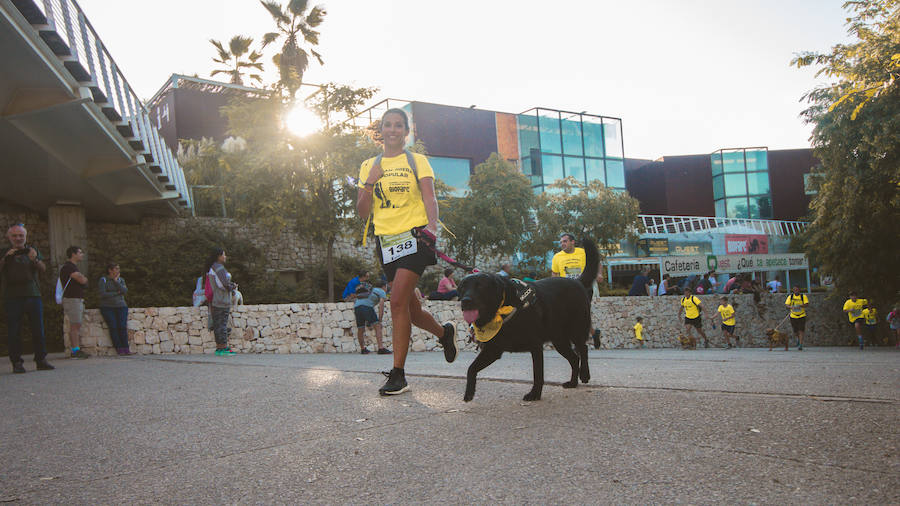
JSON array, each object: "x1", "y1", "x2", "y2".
[
  {"x1": 678, "y1": 286, "x2": 710, "y2": 348},
  {"x1": 98, "y1": 262, "x2": 132, "y2": 355},
  {"x1": 204, "y1": 248, "x2": 237, "y2": 356}
]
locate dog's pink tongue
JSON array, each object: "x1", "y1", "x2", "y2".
[{"x1": 463, "y1": 309, "x2": 479, "y2": 324}]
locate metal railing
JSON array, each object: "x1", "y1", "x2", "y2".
[
  {"x1": 22, "y1": 0, "x2": 191, "y2": 208},
  {"x1": 639, "y1": 215, "x2": 808, "y2": 236}
]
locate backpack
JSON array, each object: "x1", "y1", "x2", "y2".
[
  {"x1": 355, "y1": 282, "x2": 372, "y2": 300},
  {"x1": 54, "y1": 275, "x2": 71, "y2": 304},
  {"x1": 192, "y1": 277, "x2": 207, "y2": 306}
]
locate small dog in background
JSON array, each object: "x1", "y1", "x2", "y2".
[
  {"x1": 765, "y1": 328, "x2": 790, "y2": 351},
  {"x1": 233, "y1": 289, "x2": 244, "y2": 306},
  {"x1": 678, "y1": 334, "x2": 697, "y2": 349}
]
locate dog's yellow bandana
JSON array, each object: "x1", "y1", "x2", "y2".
[{"x1": 471, "y1": 299, "x2": 517, "y2": 342}]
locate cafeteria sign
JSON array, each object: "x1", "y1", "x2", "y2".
[{"x1": 661, "y1": 253, "x2": 808, "y2": 276}]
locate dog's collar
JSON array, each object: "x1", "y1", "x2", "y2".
[{"x1": 470, "y1": 279, "x2": 536, "y2": 343}]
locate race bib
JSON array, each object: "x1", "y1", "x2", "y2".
[
  {"x1": 851, "y1": 309, "x2": 861, "y2": 317},
  {"x1": 791, "y1": 306, "x2": 803, "y2": 313},
  {"x1": 380, "y1": 231, "x2": 417, "y2": 264},
  {"x1": 564, "y1": 266, "x2": 582, "y2": 279}
]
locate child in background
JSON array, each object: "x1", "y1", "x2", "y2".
[
  {"x1": 863, "y1": 301, "x2": 879, "y2": 346},
  {"x1": 717, "y1": 296, "x2": 738, "y2": 349},
  {"x1": 633, "y1": 317, "x2": 644, "y2": 348}
]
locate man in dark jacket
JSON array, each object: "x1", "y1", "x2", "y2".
[{"x1": 0, "y1": 224, "x2": 54, "y2": 373}]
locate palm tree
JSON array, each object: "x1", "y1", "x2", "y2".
[
  {"x1": 210, "y1": 35, "x2": 264, "y2": 86},
  {"x1": 259, "y1": 0, "x2": 327, "y2": 98}
]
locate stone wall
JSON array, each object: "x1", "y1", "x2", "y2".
[
  {"x1": 0, "y1": 204, "x2": 510, "y2": 278},
  {"x1": 69, "y1": 293, "x2": 851, "y2": 356}
]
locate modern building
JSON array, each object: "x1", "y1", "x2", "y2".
[{"x1": 346, "y1": 100, "x2": 626, "y2": 197}]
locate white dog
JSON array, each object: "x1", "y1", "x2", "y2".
[{"x1": 232, "y1": 289, "x2": 244, "y2": 306}]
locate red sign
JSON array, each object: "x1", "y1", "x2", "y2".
[{"x1": 725, "y1": 234, "x2": 768, "y2": 255}]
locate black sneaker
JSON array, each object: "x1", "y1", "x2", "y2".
[
  {"x1": 361, "y1": 348, "x2": 371, "y2": 355},
  {"x1": 439, "y1": 322, "x2": 458, "y2": 363},
  {"x1": 377, "y1": 348, "x2": 392, "y2": 355},
  {"x1": 379, "y1": 368, "x2": 409, "y2": 396},
  {"x1": 71, "y1": 350, "x2": 90, "y2": 359},
  {"x1": 12, "y1": 362, "x2": 26, "y2": 374},
  {"x1": 35, "y1": 360, "x2": 54, "y2": 371}
]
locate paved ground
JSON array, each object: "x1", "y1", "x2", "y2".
[{"x1": 1, "y1": 347, "x2": 898, "y2": 504}]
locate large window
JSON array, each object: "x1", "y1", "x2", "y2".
[
  {"x1": 428, "y1": 156, "x2": 471, "y2": 197},
  {"x1": 711, "y1": 148, "x2": 772, "y2": 219},
  {"x1": 517, "y1": 108, "x2": 626, "y2": 194}
]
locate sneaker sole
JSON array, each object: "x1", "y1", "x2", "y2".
[
  {"x1": 442, "y1": 322, "x2": 458, "y2": 363},
  {"x1": 379, "y1": 385, "x2": 410, "y2": 396}
]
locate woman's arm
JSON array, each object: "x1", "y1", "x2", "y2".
[{"x1": 356, "y1": 162, "x2": 383, "y2": 218}]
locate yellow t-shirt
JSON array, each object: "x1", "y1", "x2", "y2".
[
  {"x1": 358, "y1": 152, "x2": 435, "y2": 236},
  {"x1": 717, "y1": 304, "x2": 735, "y2": 326},
  {"x1": 864, "y1": 307, "x2": 878, "y2": 325},
  {"x1": 785, "y1": 294, "x2": 808, "y2": 319},
  {"x1": 633, "y1": 322, "x2": 643, "y2": 340},
  {"x1": 551, "y1": 248, "x2": 586, "y2": 278},
  {"x1": 843, "y1": 298, "x2": 866, "y2": 322},
  {"x1": 681, "y1": 295, "x2": 701, "y2": 319}
]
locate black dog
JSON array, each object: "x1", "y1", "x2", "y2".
[{"x1": 457, "y1": 238, "x2": 600, "y2": 401}]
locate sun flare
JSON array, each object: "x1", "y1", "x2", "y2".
[{"x1": 284, "y1": 105, "x2": 322, "y2": 137}]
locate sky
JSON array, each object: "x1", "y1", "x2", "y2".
[{"x1": 75, "y1": 0, "x2": 852, "y2": 160}]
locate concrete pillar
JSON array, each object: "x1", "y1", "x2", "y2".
[{"x1": 48, "y1": 204, "x2": 88, "y2": 276}]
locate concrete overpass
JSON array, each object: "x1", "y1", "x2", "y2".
[{"x1": 1, "y1": 0, "x2": 192, "y2": 268}]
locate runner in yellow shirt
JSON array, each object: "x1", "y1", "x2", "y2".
[
  {"x1": 717, "y1": 296, "x2": 738, "y2": 349},
  {"x1": 842, "y1": 291, "x2": 867, "y2": 350},
  {"x1": 552, "y1": 233, "x2": 599, "y2": 346},
  {"x1": 677, "y1": 286, "x2": 709, "y2": 348},
  {"x1": 785, "y1": 286, "x2": 809, "y2": 351}
]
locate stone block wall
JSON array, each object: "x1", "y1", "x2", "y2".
[{"x1": 69, "y1": 293, "x2": 851, "y2": 356}]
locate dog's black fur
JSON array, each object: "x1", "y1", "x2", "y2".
[{"x1": 457, "y1": 238, "x2": 600, "y2": 402}]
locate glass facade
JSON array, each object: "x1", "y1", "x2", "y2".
[
  {"x1": 428, "y1": 156, "x2": 472, "y2": 197},
  {"x1": 517, "y1": 108, "x2": 625, "y2": 193},
  {"x1": 710, "y1": 148, "x2": 772, "y2": 219}
]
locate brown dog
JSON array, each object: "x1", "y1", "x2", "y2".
[
  {"x1": 765, "y1": 328, "x2": 790, "y2": 351},
  {"x1": 678, "y1": 334, "x2": 697, "y2": 349}
]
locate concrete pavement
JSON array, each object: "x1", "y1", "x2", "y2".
[{"x1": 1, "y1": 347, "x2": 898, "y2": 504}]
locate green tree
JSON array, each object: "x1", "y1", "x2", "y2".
[
  {"x1": 204, "y1": 85, "x2": 380, "y2": 301},
  {"x1": 440, "y1": 154, "x2": 533, "y2": 267},
  {"x1": 524, "y1": 177, "x2": 642, "y2": 263},
  {"x1": 792, "y1": 0, "x2": 900, "y2": 305},
  {"x1": 210, "y1": 36, "x2": 264, "y2": 86},
  {"x1": 260, "y1": 0, "x2": 327, "y2": 98}
]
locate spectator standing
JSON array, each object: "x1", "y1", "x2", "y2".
[
  {"x1": 354, "y1": 279, "x2": 391, "y2": 355},
  {"x1": 342, "y1": 270, "x2": 369, "y2": 302},
  {"x1": 628, "y1": 268, "x2": 650, "y2": 296},
  {"x1": 724, "y1": 275, "x2": 738, "y2": 294},
  {"x1": 523, "y1": 271, "x2": 538, "y2": 283},
  {"x1": 842, "y1": 291, "x2": 867, "y2": 350},
  {"x1": 205, "y1": 248, "x2": 237, "y2": 356},
  {"x1": 785, "y1": 286, "x2": 809, "y2": 351},
  {"x1": 887, "y1": 306, "x2": 900, "y2": 347},
  {"x1": 1, "y1": 224, "x2": 53, "y2": 373},
  {"x1": 717, "y1": 296, "x2": 738, "y2": 348},
  {"x1": 60, "y1": 246, "x2": 89, "y2": 359},
  {"x1": 767, "y1": 276, "x2": 783, "y2": 293},
  {"x1": 647, "y1": 278, "x2": 658, "y2": 297},
  {"x1": 678, "y1": 286, "x2": 709, "y2": 348},
  {"x1": 708, "y1": 271, "x2": 719, "y2": 293},
  {"x1": 497, "y1": 264, "x2": 512, "y2": 277},
  {"x1": 658, "y1": 273, "x2": 670, "y2": 296},
  {"x1": 356, "y1": 108, "x2": 458, "y2": 396},
  {"x1": 98, "y1": 262, "x2": 132, "y2": 355}
]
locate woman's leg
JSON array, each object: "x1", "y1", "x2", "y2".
[{"x1": 388, "y1": 269, "x2": 418, "y2": 369}]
